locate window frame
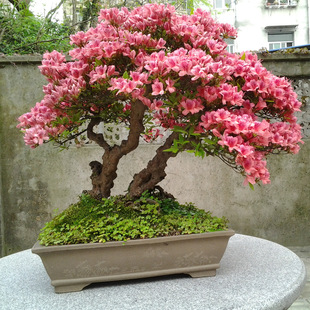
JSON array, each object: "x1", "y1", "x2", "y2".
[
  {"x1": 268, "y1": 32, "x2": 294, "y2": 50},
  {"x1": 213, "y1": 0, "x2": 232, "y2": 10}
]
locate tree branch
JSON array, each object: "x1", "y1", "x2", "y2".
[
  {"x1": 45, "y1": 0, "x2": 66, "y2": 21},
  {"x1": 128, "y1": 131, "x2": 179, "y2": 197},
  {"x1": 51, "y1": 128, "x2": 88, "y2": 147},
  {"x1": 87, "y1": 118, "x2": 111, "y2": 151},
  {"x1": 13, "y1": 36, "x2": 70, "y2": 51},
  {"x1": 35, "y1": 0, "x2": 67, "y2": 43},
  {"x1": 119, "y1": 100, "x2": 147, "y2": 155}
]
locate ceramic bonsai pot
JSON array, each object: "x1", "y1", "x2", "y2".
[{"x1": 32, "y1": 229, "x2": 235, "y2": 293}]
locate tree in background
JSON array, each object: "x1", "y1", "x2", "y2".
[
  {"x1": 0, "y1": 0, "x2": 71, "y2": 54},
  {"x1": 7, "y1": 0, "x2": 32, "y2": 13}
]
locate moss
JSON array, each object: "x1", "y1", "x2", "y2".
[
  {"x1": 39, "y1": 192, "x2": 229, "y2": 246},
  {"x1": 258, "y1": 47, "x2": 310, "y2": 55},
  {"x1": 272, "y1": 48, "x2": 310, "y2": 55}
]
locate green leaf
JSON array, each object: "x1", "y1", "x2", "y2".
[
  {"x1": 249, "y1": 183, "x2": 255, "y2": 191},
  {"x1": 241, "y1": 53, "x2": 246, "y2": 61},
  {"x1": 204, "y1": 138, "x2": 217, "y2": 145},
  {"x1": 122, "y1": 71, "x2": 129, "y2": 79},
  {"x1": 95, "y1": 59, "x2": 102, "y2": 66},
  {"x1": 173, "y1": 126, "x2": 187, "y2": 134},
  {"x1": 188, "y1": 126, "x2": 200, "y2": 136},
  {"x1": 163, "y1": 146, "x2": 179, "y2": 153},
  {"x1": 195, "y1": 149, "x2": 205, "y2": 158}
]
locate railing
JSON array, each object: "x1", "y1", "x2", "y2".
[{"x1": 265, "y1": 0, "x2": 297, "y2": 7}]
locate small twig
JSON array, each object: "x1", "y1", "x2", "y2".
[
  {"x1": 36, "y1": 0, "x2": 67, "y2": 42},
  {"x1": 49, "y1": 128, "x2": 88, "y2": 146},
  {"x1": 13, "y1": 36, "x2": 70, "y2": 51},
  {"x1": 45, "y1": 0, "x2": 66, "y2": 22}
]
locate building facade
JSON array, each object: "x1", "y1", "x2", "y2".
[{"x1": 204, "y1": 0, "x2": 310, "y2": 52}]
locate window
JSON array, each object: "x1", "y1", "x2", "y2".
[
  {"x1": 214, "y1": 0, "x2": 231, "y2": 9},
  {"x1": 225, "y1": 38, "x2": 235, "y2": 53},
  {"x1": 268, "y1": 33, "x2": 294, "y2": 50},
  {"x1": 265, "y1": 25, "x2": 297, "y2": 50},
  {"x1": 266, "y1": 0, "x2": 297, "y2": 7}
]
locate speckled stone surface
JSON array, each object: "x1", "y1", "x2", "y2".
[{"x1": 0, "y1": 234, "x2": 306, "y2": 310}]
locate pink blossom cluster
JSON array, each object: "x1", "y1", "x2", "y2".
[
  {"x1": 200, "y1": 108, "x2": 302, "y2": 184},
  {"x1": 17, "y1": 3, "x2": 303, "y2": 185}
]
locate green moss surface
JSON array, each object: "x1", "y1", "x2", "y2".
[{"x1": 39, "y1": 192, "x2": 228, "y2": 246}]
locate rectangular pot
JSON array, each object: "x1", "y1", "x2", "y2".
[{"x1": 32, "y1": 229, "x2": 235, "y2": 293}]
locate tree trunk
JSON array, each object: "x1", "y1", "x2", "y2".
[
  {"x1": 79, "y1": 0, "x2": 100, "y2": 31},
  {"x1": 72, "y1": 0, "x2": 77, "y2": 31},
  {"x1": 87, "y1": 101, "x2": 146, "y2": 198},
  {"x1": 128, "y1": 132, "x2": 179, "y2": 198},
  {"x1": 8, "y1": 0, "x2": 31, "y2": 12},
  {"x1": 89, "y1": 148, "x2": 122, "y2": 198}
]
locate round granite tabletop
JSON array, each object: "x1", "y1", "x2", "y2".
[{"x1": 0, "y1": 234, "x2": 306, "y2": 310}]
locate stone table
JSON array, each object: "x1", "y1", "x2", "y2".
[{"x1": 0, "y1": 234, "x2": 306, "y2": 310}]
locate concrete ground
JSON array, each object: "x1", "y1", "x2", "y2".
[{"x1": 288, "y1": 246, "x2": 310, "y2": 309}]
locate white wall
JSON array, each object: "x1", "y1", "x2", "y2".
[{"x1": 201, "y1": 0, "x2": 310, "y2": 52}]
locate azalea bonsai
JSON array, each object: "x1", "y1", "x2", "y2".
[{"x1": 17, "y1": 4, "x2": 303, "y2": 241}]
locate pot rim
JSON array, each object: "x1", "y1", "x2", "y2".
[{"x1": 32, "y1": 229, "x2": 235, "y2": 253}]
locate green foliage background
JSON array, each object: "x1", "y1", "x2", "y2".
[{"x1": 0, "y1": 4, "x2": 71, "y2": 55}]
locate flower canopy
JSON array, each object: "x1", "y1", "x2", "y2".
[{"x1": 18, "y1": 3, "x2": 303, "y2": 191}]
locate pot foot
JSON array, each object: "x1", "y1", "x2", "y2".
[
  {"x1": 188, "y1": 270, "x2": 216, "y2": 278},
  {"x1": 54, "y1": 282, "x2": 91, "y2": 293}
]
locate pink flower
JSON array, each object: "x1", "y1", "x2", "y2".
[
  {"x1": 156, "y1": 38, "x2": 166, "y2": 49},
  {"x1": 23, "y1": 125, "x2": 50, "y2": 147},
  {"x1": 108, "y1": 77, "x2": 139, "y2": 94},
  {"x1": 236, "y1": 144, "x2": 254, "y2": 158},
  {"x1": 70, "y1": 31, "x2": 88, "y2": 47},
  {"x1": 198, "y1": 86, "x2": 219, "y2": 102},
  {"x1": 256, "y1": 97, "x2": 267, "y2": 110},
  {"x1": 214, "y1": 109, "x2": 231, "y2": 122},
  {"x1": 207, "y1": 39, "x2": 226, "y2": 54},
  {"x1": 220, "y1": 84, "x2": 243, "y2": 106},
  {"x1": 234, "y1": 63, "x2": 248, "y2": 77},
  {"x1": 252, "y1": 119, "x2": 270, "y2": 136},
  {"x1": 152, "y1": 79, "x2": 164, "y2": 96},
  {"x1": 200, "y1": 112, "x2": 215, "y2": 130},
  {"x1": 180, "y1": 98, "x2": 204, "y2": 115},
  {"x1": 242, "y1": 79, "x2": 259, "y2": 92},
  {"x1": 123, "y1": 102, "x2": 131, "y2": 112},
  {"x1": 178, "y1": 60, "x2": 192, "y2": 76},
  {"x1": 132, "y1": 87, "x2": 145, "y2": 99},
  {"x1": 165, "y1": 78, "x2": 176, "y2": 93},
  {"x1": 150, "y1": 99, "x2": 164, "y2": 110},
  {"x1": 218, "y1": 132, "x2": 243, "y2": 152},
  {"x1": 130, "y1": 71, "x2": 149, "y2": 85}
]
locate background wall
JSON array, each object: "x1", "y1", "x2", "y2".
[
  {"x1": 205, "y1": 0, "x2": 310, "y2": 52},
  {"x1": 0, "y1": 54, "x2": 309, "y2": 257}
]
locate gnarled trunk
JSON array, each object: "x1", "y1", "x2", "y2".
[
  {"x1": 128, "y1": 132, "x2": 179, "y2": 198},
  {"x1": 89, "y1": 148, "x2": 122, "y2": 198},
  {"x1": 87, "y1": 100, "x2": 146, "y2": 198}
]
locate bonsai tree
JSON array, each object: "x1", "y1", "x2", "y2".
[{"x1": 17, "y1": 3, "x2": 303, "y2": 201}]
